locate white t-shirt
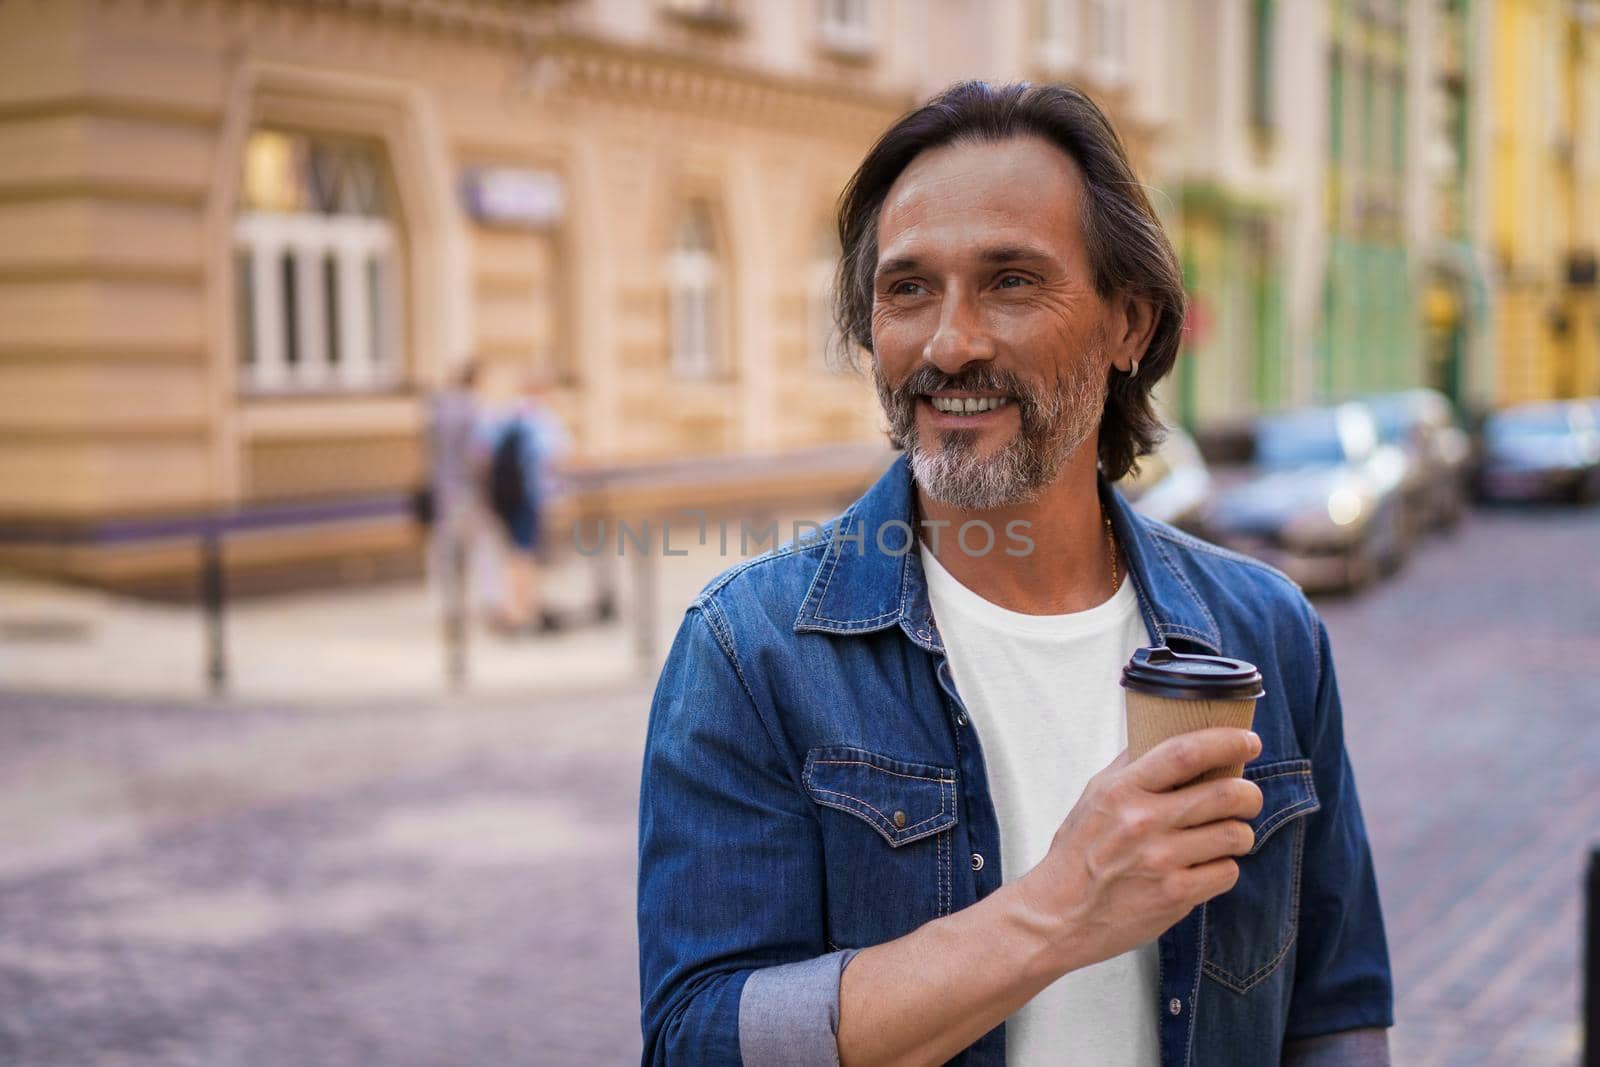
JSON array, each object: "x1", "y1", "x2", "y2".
[{"x1": 920, "y1": 543, "x2": 1159, "y2": 1067}]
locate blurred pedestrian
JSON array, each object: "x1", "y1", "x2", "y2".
[
  {"x1": 427, "y1": 361, "x2": 482, "y2": 535},
  {"x1": 482, "y1": 372, "x2": 571, "y2": 634}
]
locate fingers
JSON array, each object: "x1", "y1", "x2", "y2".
[
  {"x1": 1127, "y1": 728, "x2": 1261, "y2": 793},
  {"x1": 1160, "y1": 819, "x2": 1256, "y2": 869},
  {"x1": 1168, "y1": 776, "x2": 1264, "y2": 829},
  {"x1": 1168, "y1": 856, "x2": 1243, "y2": 906}
]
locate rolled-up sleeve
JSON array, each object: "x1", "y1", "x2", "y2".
[
  {"x1": 1285, "y1": 614, "x2": 1395, "y2": 1044},
  {"x1": 1284, "y1": 1026, "x2": 1391, "y2": 1066},
  {"x1": 638, "y1": 600, "x2": 842, "y2": 1065},
  {"x1": 739, "y1": 948, "x2": 861, "y2": 1066}
]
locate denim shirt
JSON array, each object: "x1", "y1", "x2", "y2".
[{"x1": 638, "y1": 455, "x2": 1393, "y2": 1066}]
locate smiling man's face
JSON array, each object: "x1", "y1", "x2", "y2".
[{"x1": 870, "y1": 135, "x2": 1117, "y2": 510}]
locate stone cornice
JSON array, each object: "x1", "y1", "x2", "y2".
[
  {"x1": 100, "y1": 3, "x2": 914, "y2": 138},
  {"x1": 526, "y1": 34, "x2": 914, "y2": 140},
  {"x1": 235, "y1": 0, "x2": 566, "y2": 45}
]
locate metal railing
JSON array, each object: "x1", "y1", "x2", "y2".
[{"x1": 1, "y1": 443, "x2": 890, "y2": 697}]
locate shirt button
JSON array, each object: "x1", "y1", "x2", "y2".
[
  {"x1": 970, "y1": 852, "x2": 984, "y2": 871},
  {"x1": 892, "y1": 810, "x2": 907, "y2": 829},
  {"x1": 1168, "y1": 998, "x2": 1183, "y2": 1016},
  {"x1": 955, "y1": 712, "x2": 968, "y2": 727}
]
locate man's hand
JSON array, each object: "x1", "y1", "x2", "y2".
[
  {"x1": 1014, "y1": 727, "x2": 1265, "y2": 974},
  {"x1": 837, "y1": 728, "x2": 1263, "y2": 1067}
]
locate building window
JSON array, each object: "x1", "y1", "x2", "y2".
[
  {"x1": 662, "y1": 0, "x2": 739, "y2": 27},
  {"x1": 233, "y1": 130, "x2": 401, "y2": 394},
  {"x1": 1329, "y1": 48, "x2": 1344, "y2": 163},
  {"x1": 1370, "y1": 64, "x2": 1389, "y2": 183},
  {"x1": 668, "y1": 201, "x2": 724, "y2": 381},
  {"x1": 1391, "y1": 69, "x2": 1407, "y2": 179},
  {"x1": 1086, "y1": 0, "x2": 1126, "y2": 87},
  {"x1": 1249, "y1": 0, "x2": 1277, "y2": 134},
  {"x1": 809, "y1": 226, "x2": 842, "y2": 373},
  {"x1": 818, "y1": 0, "x2": 875, "y2": 57},
  {"x1": 1035, "y1": 0, "x2": 1082, "y2": 75}
]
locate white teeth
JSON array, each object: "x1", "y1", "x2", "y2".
[{"x1": 929, "y1": 396, "x2": 1010, "y2": 415}]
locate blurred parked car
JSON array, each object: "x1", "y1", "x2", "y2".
[
  {"x1": 1204, "y1": 403, "x2": 1409, "y2": 592},
  {"x1": 1360, "y1": 388, "x2": 1473, "y2": 532},
  {"x1": 1116, "y1": 423, "x2": 1212, "y2": 532},
  {"x1": 1477, "y1": 400, "x2": 1600, "y2": 503}
]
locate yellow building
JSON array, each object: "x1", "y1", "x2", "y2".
[
  {"x1": 1489, "y1": 0, "x2": 1600, "y2": 405},
  {"x1": 0, "y1": 0, "x2": 924, "y2": 592}
]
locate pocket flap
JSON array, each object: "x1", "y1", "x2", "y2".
[
  {"x1": 803, "y1": 746, "x2": 957, "y2": 847},
  {"x1": 1243, "y1": 759, "x2": 1321, "y2": 855}
]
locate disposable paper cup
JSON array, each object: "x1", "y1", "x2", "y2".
[{"x1": 1121, "y1": 646, "x2": 1265, "y2": 784}]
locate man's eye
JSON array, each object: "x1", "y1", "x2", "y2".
[
  {"x1": 996, "y1": 274, "x2": 1031, "y2": 289},
  {"x1": 892, "y1": 280, "x2": 926, "y2": 296}
]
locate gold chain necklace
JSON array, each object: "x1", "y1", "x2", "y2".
[{"x1": 1103, "y1": 513, "x2": 1120, "y2": 592}]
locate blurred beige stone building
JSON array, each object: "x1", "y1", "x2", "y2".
[{"x1": 0, "y1": 0, "x2": 1170, "y2": 593}]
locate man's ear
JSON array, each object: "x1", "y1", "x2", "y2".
[{"x1": 1108, "y1": 291, "x2": 1159, "y2": 374}]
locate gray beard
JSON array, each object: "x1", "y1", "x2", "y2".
[{"x1": 873, "y1": 340, "x2": 1108, "y2": 511}]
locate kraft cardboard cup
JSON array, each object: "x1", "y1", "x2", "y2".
[{"x1": 1121, "y1": 646, "x2": 1265, "y2": 783}]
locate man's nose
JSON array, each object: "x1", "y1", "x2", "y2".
[{"x1": 923, "y1": 289, "x2": 995, "y2": 372}]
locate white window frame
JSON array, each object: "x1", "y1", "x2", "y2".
[
  {"x1": 234, "y1": 211, "x2": 401, "y2": 394},
  {"x1": 1035, "y1": 0, "x2": 1082, "y2": 75},
  {"x1": 668, "y1": 242, "x2": 721, "y2": 381},
  {"x1": 818, "y1": 0, "x2": 875, "y2": 58},
  {"x1": 1086, "y1": 0, "x2": 1128, "y2": 88}
]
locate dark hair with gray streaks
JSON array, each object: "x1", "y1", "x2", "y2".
[{"x1": 832, "y1": 80, "x2": 1186, "y2": 481}]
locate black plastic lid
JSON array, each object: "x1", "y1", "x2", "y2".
[{"x1": 1120, "y1": 646, "x2": 1264, "y2": 702}]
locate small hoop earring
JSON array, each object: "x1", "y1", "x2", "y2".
[{"x1": 1128, "y1": 359, "x2": 1140, "y2": 379}]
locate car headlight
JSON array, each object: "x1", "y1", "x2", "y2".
[
  {"x1": 1282, "y1": 498, "x2": 1367, "y2": 548},
  {"x1": 1327, "y1": 488, "x2": 1364, "y2": 526}
]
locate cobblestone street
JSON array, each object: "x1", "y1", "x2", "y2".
[
  {"x1": 1, "y1": 505, "x2": 1596, "y2": 1066},
  {"x1": 1316, "y1": 504, "x2": 1600, "y2": 1067}
]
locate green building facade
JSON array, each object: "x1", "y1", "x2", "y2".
[
  {"x1": 1169, "y1": 0, "x2": 1290, "y2": 430},
  {"x1": 1173, "y1": 185, "x2": 1289, "y2": 429},
  {"x1": 1319, "y1": 0, "x2": 1417, "y2": 400}
]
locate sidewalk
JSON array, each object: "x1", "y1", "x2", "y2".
[{"x1": 0, "y1": 507, "x2": 834, "y2": 705}]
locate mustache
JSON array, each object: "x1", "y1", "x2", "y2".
[
  {"x1": 881, "y1": 363, "x2": 1059, "y2": 434},
  {"x1": 891, "y1": 363, "x2": 1026, "y2": 399}
]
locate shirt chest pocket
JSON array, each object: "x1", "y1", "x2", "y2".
[
  {"x1": 802, "y1": 746, "x2": 959, "y2": 950},
  {"x1": 1201, "y1": 758, "x2": 1321, "y2": 994}
]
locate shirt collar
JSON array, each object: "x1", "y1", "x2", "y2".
[{"x1": 792, "y1": 452, "x2": 1222, "y2": 655}]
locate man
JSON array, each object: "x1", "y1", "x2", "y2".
[
  {"x1": 481, "y1": 371, "x2": 571, "y2": 633},
  {"x1": 638, "y1": 82, "x2": 1392, "y2": 1066}
]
